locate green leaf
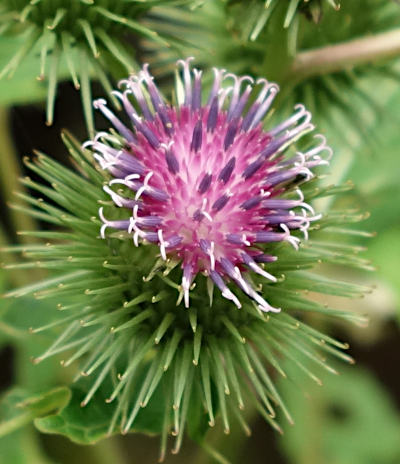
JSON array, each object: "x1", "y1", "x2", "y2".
[
  {"x1": 35, "y1": 375, "x2": 165, "y2": 445},
  {"x1": 279, "y1": 365, "x2": 400, "y2": 464},
  {"x1": 0, "y1": 387, "x2": 70, "y2": 437},
  {"x1": 0, "y1": 296, "x2": 67, "y2": 390}
]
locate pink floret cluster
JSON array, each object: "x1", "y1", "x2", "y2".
[{"x1": 86, "y1": 58, "x2": 331, "y2": 311}]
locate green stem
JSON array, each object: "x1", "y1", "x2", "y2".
[
  {"x1": 198, "y1": 440, "x2": 232, "y2": 464},
  {"x1": 289, "y1": 28, "x2": 400, "y2": 82},
  {"x1": 22, "y1": 426, "x2": 55, "y2": 464},
  {"x1": 0, "y1": 106, "x2": 37, "y2": 237},
  {"x1": 193, "y1": 403, "x2": 258, "y2": 464},
  {"x1": 87, "y1": 438, "x2": 127, "y2": 464},
  {"x1": 0, "y1": 106, "x2": 43, "y2": 286},
  {"x1": 0, "y1": 411, "x2": 34, "y2": 437}
]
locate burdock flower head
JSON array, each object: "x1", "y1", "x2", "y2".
[
  {"x1": 6, "y1": 58, "x2": 369, "y2": 460},
  {"x1": 90, "y1": 57, "x2": 329, "y2": 312}
]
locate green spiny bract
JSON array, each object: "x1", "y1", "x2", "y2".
[
  {"x1": 2, "y1": 129, "x2": 372, "y2": 459},
  {"x1": 0, "y1": 0, "x2": 188, "y2": 132}
]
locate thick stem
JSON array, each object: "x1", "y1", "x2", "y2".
[
  {"x1": 0, "y1": 106, "x2": 41, "y2": 286},
  {"x1": 0, "y1": 106, "x2": 37, "y2": 237},
  {"x1": 289, "y1": 28, "x2": 400, "y2": 81},
  {"x1": 87, "y1": 438, "x2": 127, "y2": 464}
]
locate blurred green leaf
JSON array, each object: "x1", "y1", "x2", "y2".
[
  {"x1": 338, "y1": 82, "x2": 400, "y2": 314},
  {"x1": 279, "y1": 364, "x2": 400, "y2": 464},
  {"x1": 34, "y1": 383, "x2": 116, "y2": 445},
  {"x1": 35, "y1": 375, "x2": 165, "y2": 445},
  {"x1": 0, "y1": 387, "x2": 70, "y2": 437},
  {"x1": 346, "y1": 82, "x2": 400, "y2": 231},
  {"x1": 0, "y1": 296, "x2": 67, "y2": 391},
  {"x1": 0, "y1": 387, "x2": 63, "y2": 464},
  {"x1": 367, "y1": 228, "x2": 400, "y2": 312}
]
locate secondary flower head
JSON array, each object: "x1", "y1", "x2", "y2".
[
  {"x1": 89, "y1": 57, "x2": 331, "y2": 311},
  {"x1": 0, "y1": 0, "x2": 185, "y2": 130}
]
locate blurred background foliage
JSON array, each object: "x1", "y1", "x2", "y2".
[{"x1": 0, "y1": 0, "x2": 399, "y2": 463}]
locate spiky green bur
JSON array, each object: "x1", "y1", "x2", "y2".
[
  {"x1": 3, "y1": 132, "x2": 371, "y2": 458},
  {"x1": 145, "y1": 0, "x2": 400, "y2": 145},
  {"x1": 0, "y1": 0, "x2": 184, "y2": 132},
  {"x1": 225, "y1": 0, "x2": 392, "y2": 48},
  {"x1": 226, "y1": 0, "x2": 341, "y2": 35}
]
